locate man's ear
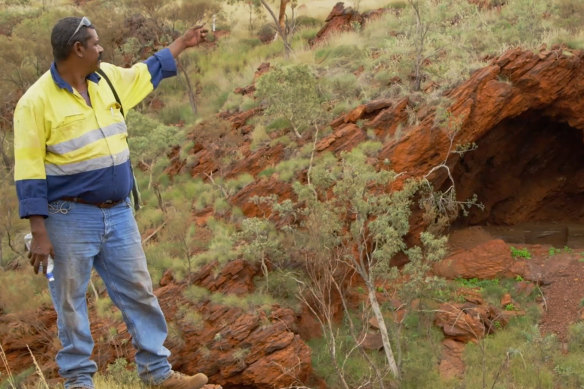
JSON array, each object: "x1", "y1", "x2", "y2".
[{"x1": 72, "y1": 41, "x2": 84, "y2": 57}]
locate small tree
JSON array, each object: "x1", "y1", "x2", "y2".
[
  {"x1": 283, "y1": 142, "x2": 417, "y2": 383},
  {"x1": 261, "y1": 141, "x2": 457, "y2": 386},
  {"x1": 239, "y1": 217, "x2": 284, "y2": 291},
  {"x1": 407, "y1": 0, "x2": 429, "y2": 91},
  {"x1": 255, "y1": 64, "x2": 326, "y2": 139},
  {"x1": 126, "y1": 110, "x2": 181, "y2": 189}
]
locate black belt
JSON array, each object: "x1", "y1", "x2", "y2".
[{"x1": 61, "y1": 197, "x2": 124, "y2": 209}]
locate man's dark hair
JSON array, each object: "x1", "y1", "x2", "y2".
[{"x1": 51, "y1": 17, "x2": 95, "y2": 62}]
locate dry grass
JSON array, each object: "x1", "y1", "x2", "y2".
[
  {"x1": 27, "y1": 346, "x2": 49, "y2": 389},
  {"x1": 0, "y1": 342, "x2": 16, "y2": 389}
]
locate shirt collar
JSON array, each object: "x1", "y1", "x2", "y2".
[{"x1": 50, "y1": 62, "x2": 101, "y2": 93}]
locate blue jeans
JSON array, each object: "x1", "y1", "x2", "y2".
[{"x1": 45, "y1": 199, "x2": 172, "y2": 388}]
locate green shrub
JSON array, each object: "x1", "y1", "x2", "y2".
[
  {"x1": 266, "y1": 117, "x2": 291, "y2": 132},
  {"x1": 250, "y1": 124, "x2": 270, "y2": 151},
  {"x1": 183, "y1": 285, "x2": 210, "y2": 303},
  {"x1": 258, "y1": 167, "x2": 275, "y2": 178},
  {"x1": 554, "y1": 352, "x2": 584, "y2": 388},
  {"x1": 257, "y1": 23, "x2": 275, "y2": 42},
  {"x1": 464, "y1": 324, "x2": 557, "y2": 389},
  {"x1": 274, "y1": 158, "x2": 310, "y2": 182},
  {"x1": 567, "y1": 322, "x2": 584, "y2": 353},
  {"x1": 315, "y1": 44, "x2": 364, "y2": 64},
  {"x1": 105, "y1": 358, "x2": 141, "y2": 386},
  {"x1": 158, "y1": 101, "x2": 195, "y2": 125},
  {"x1": 326, "y1": 73, "x2": 359, "y2": 97},
  {"x1": 388, "y1": 0, "x2": 408, "y2": 9},
  {"x1": 511, "y1": 246, "x2": 531, "y2": 259},
  {"x1": 295, "y1": 15, "x2": 321, "y2": 28}
]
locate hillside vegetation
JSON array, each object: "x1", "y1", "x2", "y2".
[{"x1": 1, "y1": 0, "x2": 584, "y2": 388}]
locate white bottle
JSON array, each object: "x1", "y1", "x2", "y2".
[{"x1": 24, "y1": 232, "x2": 54, "y2": 282}]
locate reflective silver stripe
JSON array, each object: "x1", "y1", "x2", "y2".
[
  {"x1": 47, "y1": 122, "x2": 127, "y2": 155},
  {"x1": 45, "y1": 148, "x2": 129, "y2": 176}
]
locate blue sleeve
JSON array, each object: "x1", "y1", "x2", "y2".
[
  {"x1": 16, "y1": 179, "x2": 49, "y2": 218},
  {"x1": 143, "y1": 48, "x2": 178, "y2": 89}
]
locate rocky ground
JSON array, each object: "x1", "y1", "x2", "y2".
[
  {"x1": 532, "y1": 248, "x2": 584, "y2": 341},
  {"x1": 447, "y1": 224, "x2": 584, "y2": 341},
  {"x1": 435, "y1": 225, "x2": 584, "y2": 378}
]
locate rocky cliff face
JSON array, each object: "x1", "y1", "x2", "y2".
[
  {"x1": 184, "y1": 47, "x2": 584, "y2": 234},
  {"x1": 176, "y1": 4, "x2": 584, "y2": 236},
  {"x1": 412, "y1": 48, "x2": 584, "y2": 228},
  {"x1": 167, "y1": 19, "x2": 584, "y2": 383}
]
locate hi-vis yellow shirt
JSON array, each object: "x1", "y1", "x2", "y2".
[{"x1": 14, "y1": 48, "x2": 177, "y2": 218}]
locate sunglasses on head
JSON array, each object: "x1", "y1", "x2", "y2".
[{"x1": 67, "y1": 16, "x2": 91, "y2": 44}]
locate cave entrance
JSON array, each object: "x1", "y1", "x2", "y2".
[{"x1": 451, "y1": 110, "x2": 584, "y2": 248}]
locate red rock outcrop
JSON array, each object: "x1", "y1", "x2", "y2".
[
  {"x1": 0, "y1": 260, "x2": 314, "y2": 389},
  {"x1": 434, "y1": 288, "x2": 521, "y2": 378},
  {"x1": 181, "y1": 49, "x2": 584, "y2": 234},
  {"x1": 382, "y1": 48, "x2": 584, "y2": 229},
  {"x1": 309, "y1": 2, "x2": 393, "y2": 47},
  {"x1": 155, "y1": 285, "x2": 312, "y2": 389},
  {"x1": 234, "y1": 63, "x2": 271, "y2": 96},
  {"x1": 434, "y1": 239, "x2": 528, "y2": 280},
  {"x1": 439, "y1": 338, "x2": 466, "y2": 379}
]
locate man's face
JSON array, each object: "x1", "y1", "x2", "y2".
[{"x1": 82, "y1": 28, "x2": 103, "y2": 73}]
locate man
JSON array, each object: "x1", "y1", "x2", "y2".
[{"x1": 13, "y1": 16, "x2": 210, "y2": 389}]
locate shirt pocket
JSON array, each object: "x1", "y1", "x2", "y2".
[
  {"x1": 54, "y1": 112, "x2": 87, "y2": 132},
  {"x1": 105, "y1": 102, "x2": 124, "y2": 122},
  {"x1": 49, "y1": 112, "x2": 89, "y2": 150}
]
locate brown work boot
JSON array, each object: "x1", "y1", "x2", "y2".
[{"x1": 154, "y1": 371, "x2": 209, "y2": 389}]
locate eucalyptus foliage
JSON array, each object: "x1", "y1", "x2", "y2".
[{"x1": 255, "y1": 64, "x2": 327, "y2": 138}]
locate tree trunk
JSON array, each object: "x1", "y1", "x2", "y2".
[
  {"x1": 278, "y1": 0, "x2": 289, "y2": 34},
  {"x1": 178, "y1": 60, "x2": 197, "y2": 115},
  {"x1": 368, "y1": 282, "x2": 400, "y2": 380},
  {"x1": 260, "y1": 0, "x2": 293, "y2": 56}
]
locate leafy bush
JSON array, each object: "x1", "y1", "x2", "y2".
[
  {"x1": 295, "y1": 15, "x2": 321, "y2": 28},
  {"x1": 554, "y1": 352, "x2": 584, "y2": 388},
  {"x1": 567, "y1": 321, "x2": 584, "y2": 353},
  {"x1": 510, "y1": 246, "x2": 532, "y2": 259},
  {"x1": 257, "y1": 23, "x2": 275, "y2": 43},
  {"x1": 464, "y1": 324, "x2": 557, "y2": 389}
]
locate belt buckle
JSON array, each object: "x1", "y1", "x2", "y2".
[{"x1": 97, "y1": 199, "x2": 116, "y2": 208}]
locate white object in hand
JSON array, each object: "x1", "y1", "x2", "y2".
[{"x1": 24, "y1": 232, "x2": 54, "y2": 282}]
